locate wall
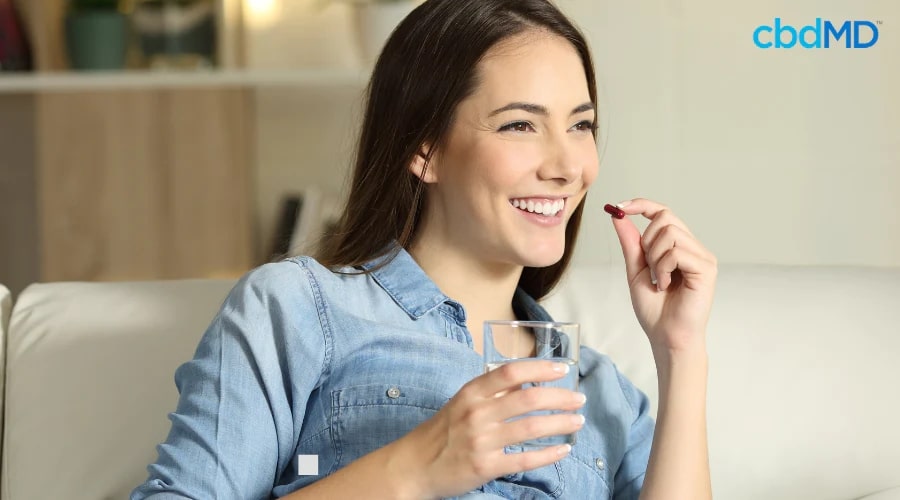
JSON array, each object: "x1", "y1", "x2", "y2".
[{"x1": 246, "y1": 0, "x2": 900, "y2": 267}]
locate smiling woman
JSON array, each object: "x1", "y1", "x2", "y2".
[
  {"x1": 404, "y1": 31, "x2": 599, "y2": 276},
  {"x1": 130, "y1": 1, "x2": 716, "y2": 499}
]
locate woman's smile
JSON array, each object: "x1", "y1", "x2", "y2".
[{"x1": 509, "y1": 196, "x2": 570, "y2": 227}]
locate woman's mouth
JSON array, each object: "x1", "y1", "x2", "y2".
[{"x1": 509, "y1": 197, "x2": 566, "y2": 217}]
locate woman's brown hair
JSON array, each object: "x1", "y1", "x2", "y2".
[{"x1": 314, "y1": 0, "x2": 598, "y2": 301}]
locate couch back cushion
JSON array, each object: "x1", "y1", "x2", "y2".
[
  {"x1": 2, "y1": 266, "x2": 899, "y2": 500},
  {"x1": 1, "y1": 280, "x2": 235, "y2": 500},
  {"x1": 543, "y1": 264, "x2": 900, "y2": 500}
]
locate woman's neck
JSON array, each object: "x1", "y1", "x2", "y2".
[{"x1": 407, "y1": 237, "x2": 521, "y2": 327}]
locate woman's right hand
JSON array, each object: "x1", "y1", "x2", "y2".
[{"x1": 397, "y1": 360, "x2": 587, "y2": 499}]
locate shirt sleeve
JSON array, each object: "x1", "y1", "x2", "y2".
[
  {"x1": 130, "y1": 260, "x2": 328, "y2": 500},
  {"x1": 612, "y1": 369, "x2": 655, "y2": 500}
]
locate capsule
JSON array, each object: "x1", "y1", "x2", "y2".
[{"x1": 604, "y1": 203, "x2": 626, "y2": 219}]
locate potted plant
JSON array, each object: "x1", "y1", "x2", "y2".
[
  {"x1": 326, "y1": 0, "x2": 419, "y2": 66},
  {"x1": 65, "y1": 0, "x2": 128, "y2": 70}
]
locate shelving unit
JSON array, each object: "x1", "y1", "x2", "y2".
[
  {"x1": 0, "y1": 0, "x2": 374, "y2": 298},
  {"x1": 0, "y1": 68, "x2": 369, "y2": 93},
  {"x1": 0, "y1": 0, "x2": 375, "y2": 297}
]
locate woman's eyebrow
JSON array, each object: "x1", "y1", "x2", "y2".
[
  {"x1": 570, "y1": 102, "x2": 594, "y2": 115},
  {"x1": 489, "y1": 101, "x2": 595, "y2": 117}
]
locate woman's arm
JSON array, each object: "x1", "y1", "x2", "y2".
[
  {"x1": 283, "y1": 360, "x2": 585, "y2": 500},
  {"x1": 640, "y1": 344, "x2": 711, "y2": 500},
  {"x1": 130, "y1": 262, "x2": 327, "y2": 500},
  {"x1": 607, "y1": 197, "x2": 717, "y2": 499}
]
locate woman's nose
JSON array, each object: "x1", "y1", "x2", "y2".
[{"x1": 537, "y1": 134, "x2": 582, "y2": 184}]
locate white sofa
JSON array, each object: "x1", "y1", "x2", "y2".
[{"x1": 1, "y1": 265, "x2": 899, "y2": 500}]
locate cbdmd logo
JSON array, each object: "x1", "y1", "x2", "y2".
[{"x1": 753, "y1": 18, "x2": 881, "y2": 49}]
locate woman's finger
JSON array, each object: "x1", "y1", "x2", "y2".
[
  {"x1": 471, "y1": 360, "x2": 570, "y2": 400},
  {"x1": 486, "y1": 386, "x2": 586, "y2": 422},
  {"x1": 492, "y1": 443, "x2": 574, "y2": 478},
  {"x1": 644, "y1": 224, "x2": 711, "y2": 278},
  {"x1": 614, "y1": 198, "x2": 671, "y2": 223},
  {"x1": 489, "y1": 413, "x2": 585, "y2": 450},
  {"x1": 639, "y1": 209, "x2": 694, "y2": 255},
  {"x1": 653, "y1": 244, "x2": 717, "y2": 291}
]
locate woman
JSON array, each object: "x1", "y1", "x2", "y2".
[{"x1": 132, "y1": 0, "x2": 716, "y2": 498}]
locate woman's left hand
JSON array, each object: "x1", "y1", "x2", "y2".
[{"x1": 608, "y1": 198, "x2": 717, "y2": 353}]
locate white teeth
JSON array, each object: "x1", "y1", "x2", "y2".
[{"x1": 510, "y1": 198, "x2": 565, "y2": 216}]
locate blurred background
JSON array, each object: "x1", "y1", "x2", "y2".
[{"x1": 0, "y1": 0, "x2": 898, "y2": 298}]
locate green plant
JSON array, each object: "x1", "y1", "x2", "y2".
[{"x1": 69, "y1": 0, "x2": 120, "y2": 11}]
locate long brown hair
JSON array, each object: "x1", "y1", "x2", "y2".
[{"x1": 314, "y1": 0, "x2": 598, "y2": 301}]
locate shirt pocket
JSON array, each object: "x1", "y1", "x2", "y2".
[{"x1": 330, "y1": 383, "x2": 449, "y2": 472}]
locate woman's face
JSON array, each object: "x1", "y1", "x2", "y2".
[{"x1": 422, "y1": 31, "x2": 599, "y2": 269}]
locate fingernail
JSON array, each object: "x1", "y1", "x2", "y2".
[
  {"x1": 557, "y1": 444, "x2": 572, "y2": 455},
  {"x1": 650, "y1": 268, "x2": 657, "y2": 285},
  {"x1": 553, "y1": 362, "x2": 570, "y2": 374},
  {"x1": 572, "y1": 414, "x2": 586, "y2": 426},
  {"x1": 574, "y1": 393, "x2": 587, "y2": 405},
  {"x1": 615, "y1": 200, "x2": 632, "y2": 208}
]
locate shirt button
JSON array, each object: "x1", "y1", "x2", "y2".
[
  {"x1": 595, "y1": 458, "x2": 605, "y2": 470},
  {"x1": 386, "y1": 387, "x2": 401, "y2": 399}
]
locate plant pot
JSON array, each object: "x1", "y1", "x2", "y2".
[
  {"x1": 351, "y1": 1, "x2": 416, "y2": 66},
  {"x1": 65, "y1": 11, "x2": 128, "y2": 70}
]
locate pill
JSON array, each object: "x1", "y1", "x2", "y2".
[{"x1": 604, "y1": 203, "x2": 625, "y2": 219}]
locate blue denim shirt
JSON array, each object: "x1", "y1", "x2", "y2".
[{"x1": 131, "y1": 247, "x2": 654, "y2": 500}]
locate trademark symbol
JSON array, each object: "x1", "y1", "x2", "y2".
[{"x1": 876, "y1": 20, "x2": 883, "y2": 25}]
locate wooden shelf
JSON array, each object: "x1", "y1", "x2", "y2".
[{"x1": 0, "y1": 68, "x2": 370, "y2": 93}]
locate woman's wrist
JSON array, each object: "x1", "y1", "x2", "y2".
[
  {"x1": 650, "y1": 332, "x2": 707, "y2": 362},
  {"x1": 385, "y1": 430, "x2": 439, "y2": 500},
  {"x1": 651, "y1": 337, "x2": 708, "y2": 390}
]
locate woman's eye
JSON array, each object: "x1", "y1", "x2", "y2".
[
  {"x1": 499, "y1": 121, "x2": 534, "y2": 133},
  {"x1": 573, "y1": 120, "x2": 596, "y2": 132}
]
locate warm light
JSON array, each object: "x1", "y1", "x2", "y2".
[{"x1": 245, "y1": 0, "x2": 281, "y2": 28}]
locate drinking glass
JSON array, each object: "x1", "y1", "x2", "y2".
[{"x1": 483, "y1": 320, "x2": 580, "y2": 448}]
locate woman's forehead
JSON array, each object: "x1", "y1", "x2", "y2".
[{"x1": 468, "y1": 33, "x2": 591, "y2": 111}]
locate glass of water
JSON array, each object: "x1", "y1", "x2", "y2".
[{"x1": 483, "y1": 320, "x2": 581, "y2": 448}]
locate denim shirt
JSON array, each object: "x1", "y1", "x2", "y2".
[{"x1": 131, "y1": 247, "x2": 654, "y2": 500}]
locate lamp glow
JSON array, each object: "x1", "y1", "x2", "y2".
[{"x1": 245, "y1": 0, "x2": 281, "y2": 28}]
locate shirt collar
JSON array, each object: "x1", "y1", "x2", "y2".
[
  {"x1": 513, "y1": 287, "x2": 553, "y2": 322},
  {"x1": 360, "y1": 245, "x2": 450, "y2": 320},
  {"x1": 360, "y1": 243, "x2": 552, "y2": 322}
]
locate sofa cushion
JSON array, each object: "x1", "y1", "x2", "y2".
[
  {"x1": 858, "y1": 487, "x2": 900, "y2": 500},
  {"x1": 1, "y1": 279, "x2": 236, "y2": 500},
  {"x1": 2, "y1": 265, "x2": 899, "y2": 500},
  {"x1": 542, "y1": 264, "x2": 900, "y2": 500}
]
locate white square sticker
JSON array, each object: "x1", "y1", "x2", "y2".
[{"x1": 297, "y1": 454, "x2": 319, "y2": 476}]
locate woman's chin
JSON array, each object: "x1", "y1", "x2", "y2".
[{"x1": 518, "y1": 244, "x2": 566, "y2": 269}]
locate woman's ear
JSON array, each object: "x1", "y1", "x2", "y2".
[{"x1": 408, "y1": 146, "x2": 438, "y2": 183}]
